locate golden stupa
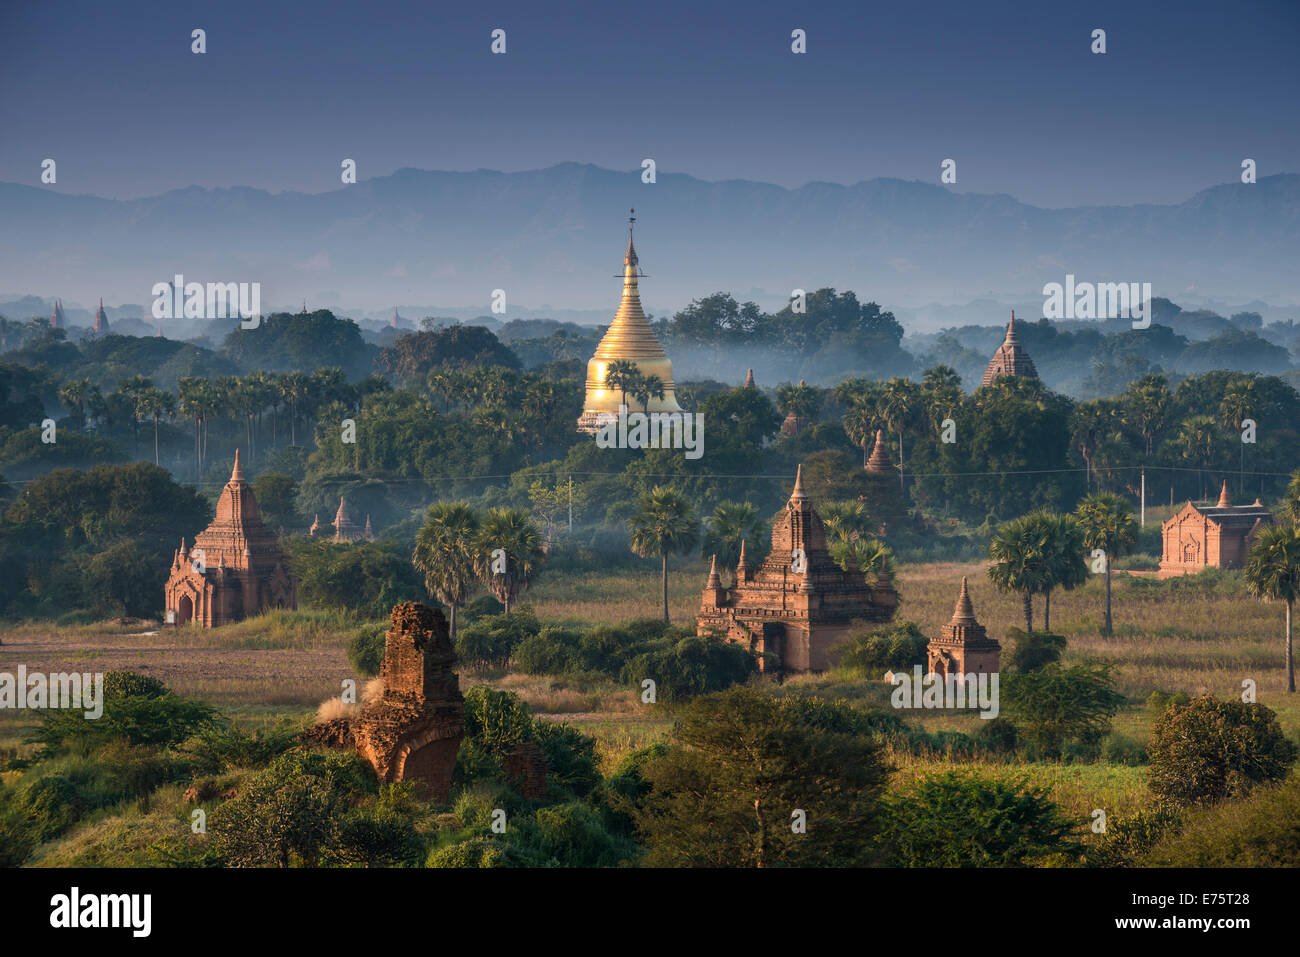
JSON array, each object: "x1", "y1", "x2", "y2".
[{"x1": 576, "y1": 210, "x2": 685, "y2": 432}]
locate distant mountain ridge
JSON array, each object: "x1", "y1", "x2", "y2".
[{"x1": 2, "y1": 164, "x2": 1296, "y2": 319}]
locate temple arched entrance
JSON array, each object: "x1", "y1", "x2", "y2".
[{"x1": 177, "y1": 595, "x2": 194, "y2": 625}]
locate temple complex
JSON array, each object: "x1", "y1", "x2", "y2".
[
  {"x1": 982, "y1": 311, "x2": 1037, "y2": 386},
  {"x1": 1159, "y1": 481, "x2": 1273, "y2": 578},
  {"x1": 576, "y1": 211, "x2": 686, "y2": 432},
  {"x1": 164, "y1": 450, "x2": 297, "y2": 626},
  {"x1": 304, "y1": 602, "x2": 465, "y2": 801},
  {"x1": 926, "y1": 577, "x2": 1001, "y2": 678},
  {"x1": 697, "y1": 465, "x2": 898, "y2": 674}
]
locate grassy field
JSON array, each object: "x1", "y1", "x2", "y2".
[{"x1": 3, "y1": 559, "x2": 1297, "y2": 816}]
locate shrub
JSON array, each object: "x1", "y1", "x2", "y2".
[
  {"x1": 532, "y1": 720, "x2": 601, "y2": 797},
  {"x1": 455, "y1": 612, "x2": 540, "y2": 669},
  {"x1": 178, "y1": 723, "x2": 299, "y2": 774},
  {"x1": 619, "y1": 633, "x2": 755, "y2": 702},
  {"x1": 1102, "y1": 733, "x2": 1149, "y2": 766},
  {"x1": 1085, "y1": 805, "x2": 1183, "y2": 867},
  {"x1": 836, "y1": 621, "x2": 929, "y2": 676},
  {"x1": 347, "y1": 623, "x2": 388, "y2": 678},
  {"x1": 1002, "y1": 662, "x2": 1124, "y2": 759},
  {"x1": 1004, "y1": 628, "x2": 1067, "y2": 674},
  {"x1": 426, "y1": 837, "x2": 526, "y2": 868},
  {"x1": 1145, "y1": 690, "x2": 1190, "y2": 712},
  {"x1": 514, "y1": 627, "x2": 582, "y2": 675},
  {"x1": 327, "y1": 806, "x2": 425, "y2": 867},
  {"x1": 1142, "y1": 776, "x2": 1300, "y2": 866},
  {"x1": 524, "y1": 801, "x2": 633, "y2": 867},
  {"x1": 1147, "y1": 695, "x2": 1297, "y2": 806},
  {"x1": 878, "y1": 771, "x2": 1082, "y2": 866},
  {"x1": 36, "y1": 677, "x2": 216, "y2": 753},
  {"x1": 974, "y1": 716, "x2": 1019, "y2": 754}
]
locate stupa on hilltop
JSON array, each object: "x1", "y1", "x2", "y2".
[
  {"x1": 576, "y1": 210, "x2": 685, "y2": 432},
  {"x1": 697, "y1": 465, "x2": 898, "y2": 674},
  {"x1": 981, "y1": 311, "x2": 1037, "y2": 386},
  {"x1": 164, "y1": 450, "x2": 297, "y2": 626}
]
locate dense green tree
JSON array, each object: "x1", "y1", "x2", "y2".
[
  {"x1": 474, "y1": 507, "x2": 545, "y2": 614},
  {"x1": 1075, "y1": 492, "x2": 1138, "y2": 635},
  {"x1": 412, "y1": 501, "x2": 481, "y2": 638}
]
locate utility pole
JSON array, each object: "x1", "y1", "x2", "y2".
[{"x1": 1140, "y1": 468, "x2": 1145, "y2": 527}]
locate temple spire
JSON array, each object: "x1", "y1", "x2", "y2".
[
  {"x1": 230, "y1": 448, "x2": 244, "y2": 483},
  {"x1": 1217, "y1": 480, "x2": 1231, "y2": 508},
  {"x1": 744, "y1": 368, "x2": 756, "y2": 388},
  {"x1": 706, "y1": 554, "x2": 721, "y2": 588},
  {"x1": 950, "y1": 576, "x2": 977, "y2": 623},
  {"x1": 790, "y1": 464, "x2": 807, "y2": 502}
]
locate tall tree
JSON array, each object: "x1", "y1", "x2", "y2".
[
  {"x1": 628, "y1": 486, "x2": 699, "y2": 623},
  {"x1": 988, "y1": 512, "x2": 1054, "y2": 632},
  {"x1": 701, "y1": 501, "x2": 763, "y2": 585},
  {"x1": 1075, "y1": 492, "x2": 1138, "y2": 636},
  {"x1": 474, "y1": 507, "x2": 545, "y2": 614},
  {"x1": 1245, "y1": 525, "x2": 1300, "y2": 693},
  {"x1": 413, "y1": 501, "x2": 481, "y2": 639}
]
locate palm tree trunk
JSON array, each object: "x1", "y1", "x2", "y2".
[
  {"x1": 153, "y1": 414, "x2": 160, "y2": 465},
  {"x1": 662, "y1": 553, "x2": 670, "y2": 623},
  {"x1": 1104, "y1": 561, "x2": 1113, "y2": 636},
  {"x1": 1287, "y1": 600, "x2": 1295, "y2": 693},
  {"x1": 449, "y1": 603, "x2": 458, "y2": 641},
  {"x1": 1023, "y1": 592, "x2": 1033, "y2": 632},
  {"x1": 1044, "y1": 590, "x2": 1052, "y2": 631}
]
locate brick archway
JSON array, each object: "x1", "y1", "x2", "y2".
[{"x1": 177, "y1": 594, "x2": 193, "y2": 625}]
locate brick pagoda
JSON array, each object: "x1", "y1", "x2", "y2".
[
  {"x1": 164, "y1": 450, "x2": 297, "y2": 626},
  {"x1": 698, "y1": 465, "x2": 898, "y2": 674}
]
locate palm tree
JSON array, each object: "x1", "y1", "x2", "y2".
[
  {"x1": 1075, "y1": 492, "x2": 1138, "y2": 636},
  {"x1": 820, "y1": 500, "x2": 875, "y2": 571},
  {"x1": 988, "y1": 513, "x2": 1054, "y2": 632},
  {"x1": 604, "y1": 360, "x2": 641, "y2": 411},
  {"x1": 775, "y1": 381, "x2": 822, "y2": 422},
  {"x1": 281, "y1": 372, "x2": 309, "y2": 446},
  {"x1": 1245, "y1": 525, "x2": 1300, "y2": 693},
  {"x1": 842, "y1": 396, "x2": 882, "y2": 468},
  {"x1": 878, "y1": 377, "x2": 920, "y2": 491},
  {"x1": 628, "y1": 486, "x2": 700, "y2": 622},
  {"x1": 412, "y1": 501, "x2": 480, "y2": 639},
  {"x1": 57, "y1": 379, "x2": 92, "y2": 431},
  {"x1": 701, "y1": 501, "x2": 762, "y2": 585},
  {"x1": 117, "y1": 374, "x2": 154, "y2": 458},
  {"x1": 1039, "y1": 512, "x2": 1088, "y2": 631},
  {"x1": 474, "y1": 507, "x2": 545, "y2": 614},
  {"x1": 139, "y1": 387, "x2": 175, "y2": 466},
  {"x1": 1219, "y1": 378, "x2": 1258, "y2": 495},
  {"x1": 1121, "y1": 373, "x2": 1172, "y2": 456},
  {"x1": 633, "y1": 374, "x2": 665, "y2": 415},
  {"x1": 1173, "y1": 415, "x2": 1221, "y2": 500}
]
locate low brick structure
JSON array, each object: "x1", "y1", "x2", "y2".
[
  {"x1": 304, "y1": 602, "x2": 464, "y2": 801},
  {"x1": 926, "y1": 577, "x2": 1000, "y2": 678},
  {"x1": 1159, "y1": 481, "x2": 1273, "y2": 578}
]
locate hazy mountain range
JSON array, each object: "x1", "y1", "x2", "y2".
[{"x1": 2, "y1": 164, "x2": 1297, "y2": 329}]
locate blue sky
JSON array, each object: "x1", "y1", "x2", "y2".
[{"x1": 2, "y1": 0, "x2": 1297, "y2": 206}]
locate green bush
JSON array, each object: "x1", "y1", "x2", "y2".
[
  {"x1": 974, "y1": 716, "x2": 1019, "y2": 754},
  {"x1": 178, "y1": 723, "x2": 299, "y2": 774},
  {"x1": 347, "y1": 623, "x2": 388, "y2": 678},
  {"x1": 1142, "y1": 776, "x2": 1300, "y2": 866},
  {"x1": 532, "y1": 720, "x2": 601, "y2": 797},
  {"x1": 523, "y1": 801, "x2": 634, "y2": 867},
  {"x1": 426, "y1": 836, "x2": 526, "y2": 868},
  {"x1": 619, "y1": 633, "x2": 755, "y2": 702},
  {"x1": 1145, "y1": 690, "x2": 1190, "y2": 712},
  {"x1": 1147, "y1": 695, "x2": 1297, "y2": 806},
  {"x1": 1085, "y1": 805, "x2": 1183, "y2": 867},
  {"x1": 103, "y1": 671, "x2": 169, "y2": 699},
  {"x1": 1004, "y1": 628, "x2": 1067, "y2": 674},
  {"x1": 878, "y1": 771, "x2": 1082, "y2": 866},
  {"x1": 455, "y1": 612, "x2": 540, "y2": 669},
  {"x1": 1102, "y1": 733, "x2": 1149, "y2": 766},
  {"x1": 836, "y1": 621, "x2": 929, "y2": 676},
  {"x1": 326, "y1": 806, "x2": 425, "y2": 867},
  {"x1": 36, "y1": 675, "x2": 216, "y2": 753},
  {"x1": 1002, "y1": 662, "x2": 1124, "y2": 760}
]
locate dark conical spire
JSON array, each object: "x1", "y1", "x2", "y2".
[{"x1": 950, "y1": 576, "x2": 976, "y2": 624}]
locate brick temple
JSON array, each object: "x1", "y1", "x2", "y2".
[
  {"x1": 926, "y1": 577, "x2": 1001, "y2": 678},
  {"x1": 982, "y1": 311, "x2": 1038, "y2": 386},
  {"x1": 164, "y1": 450, "x2": 297, "y2": 626},
  {"x1": 304, "y1": 602, "x2": 465, "y2": 801},
  {"x1": 1158, "y1": 481, "x2": 1273, "y2": 579},
  {"x1": 698, "y1": 465, "x2": 899, "y2": 674}
]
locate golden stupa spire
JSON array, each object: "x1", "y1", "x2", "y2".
[{"x1": 576, "y1": 210, "x2": 685, "y2": 431}]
